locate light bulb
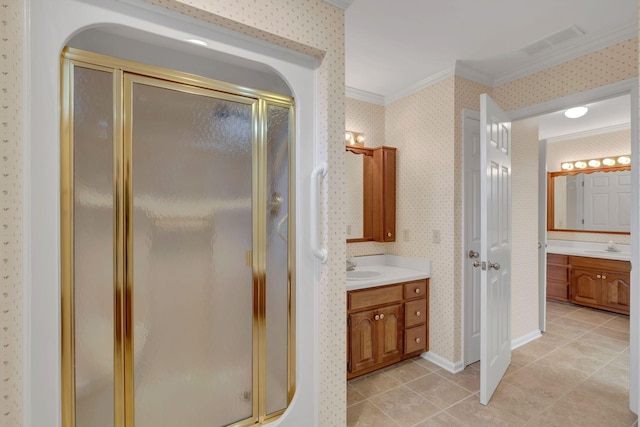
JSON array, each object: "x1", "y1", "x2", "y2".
[
  {"x1": 561, "y1": 162, "x2": 574, "y2": 170},
  {"x1": 355, "y1": 134, "x2": 365, "y2": 144},
  {"x1": 588, "y1": 159, "x2": 601, "y2": 168},
  {"x1": 617, "y1": 156, "x2": 631, "y2": 165},
  {"x1": 345, "y1": 131, "x2": 354, "y2": 144},
  {"x1": 602, "y1": 158, "x2": 616, "y2": 166},
  {"x1": 574, "y1": 161, "x2": 587, "y2": 169}
]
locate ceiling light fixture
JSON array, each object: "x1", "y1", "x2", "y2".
[
  {"x1": 186, "y1": 38, "x2": 208, "y2": 47},
  {"x1": 564, "y1": 106, "x2": 588, "y2": 119}
]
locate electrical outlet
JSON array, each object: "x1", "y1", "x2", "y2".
[
  {"x1": 403, "y1": 229, "x2": 410, "y2": 241},
  {"x1": 432, "y1": 229, "x2": 441, "y2": 243}
]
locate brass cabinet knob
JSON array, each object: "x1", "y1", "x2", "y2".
[
  {"x1": 379, "y1": 313, "x2": 385, "y2": 320},
  {"x1": 602, "y1": 275, "x2": 607, "y2": 279},
  {"x1": 374, "y1": 314, "x2": 380, "y2": 321},
  {"x1": 415, "y1": 338, "x2": 421, "y2": 343},
  {"x1": 597, "y1": 274, "x2": 602, "y2": 279},
  {"x1": 387, "y1": 232, "x2": 392, "y2": 237},
  {"x1": 415, "y1": 288, "x2": 421, "y2": 294},
  {"x1": 416, "y1": 311, "x2": 421, "y2": 317}
]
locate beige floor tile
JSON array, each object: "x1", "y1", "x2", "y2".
[
  {"x1": 445, "y1": 395, "x2": 525, "y2": 427},
  {"x1": 489, "y1": 381, "x2": 556, "y2": 422},
  {"x1": 561, "y1": 337, "x2": 623, "y2": 363},
  {"x1": 503, "y1": 363, "x2": 585, "y2": 401},
  {"x1": 543, "y1": 321, "x2": 589, "y2": 340},
  {"x1": 347, "y1": 400, "x2": 399, "y2": 427},
  {"x1": 406, "y1": 373, "x2": 472, "y2": 409},
  {"x1": 577, "y1": 332, "x2": 630, "y2": 353},
  {"x1": 349, "y1": 371, "x2": 401, "y2": 398},
  {"x1": 503, "y1": 362, "x2": 523, "y2": 379},
  {"x1": 413, "y1": 357, "x2": 441, "y2": 371},
  {"x1": 537, "y1": 330, "x2": 572, "y2": 348},
  {"x1": 611, "y1": 350, "x2": 630, "y2": 369},
  {"x1": 592, "y1": 325, "x2": 630, "y2": 342},
  {"x1": 546, "y1": 301, "x2": 581, "y2": 316},
  {"x1": 602, "y1": 315, "x2": 631, "y2": 331},
  {"x1": 510, "y1": 340, "x2": 557, "y2": 366},
  {"x1": 540, "y1": 342, "x2": 612, "y2": 375},
  {"x1": 413, "y1": 411, "x2": 468, "y2": 427},
  {"x1": 383, "y1": 359, "x2": 431, "y2": 384},
  {"x1": 347, "y1": 384, "x2": 366, "y2": 407},
  {"x1": 433, "y1": 365, "x2": 480, "y2": 393},
  {"x1": 369, "y1": 386, "x2": 440, "y2": 427},
  {"x1": 593, "y1": 363, "x2": 630, "y2": 389},
  {"x1": 565, "y1": 308, "x2": 617, "y2": 325}
]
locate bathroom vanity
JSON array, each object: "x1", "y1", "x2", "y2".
[
  {"x1": 345, "y1": 255, "x2": 431, "y2": 379},
  {"x1": 546, "y1": 242, "x2": 630, "y2": 315}
]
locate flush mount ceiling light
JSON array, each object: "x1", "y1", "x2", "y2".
[
  {"x1": 564, "y1": 106, "x2": 588, "y2": 118},
  {"x1": 561, "y1": 154, "x2": 631, "y2": 171},
  {"x1": 186, "y1": 38, "x2": 208, "y2": 47}
]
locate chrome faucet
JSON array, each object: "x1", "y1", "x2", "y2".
[{"x1": 346, "y1": 257, "x2": 357, "y2": 271}]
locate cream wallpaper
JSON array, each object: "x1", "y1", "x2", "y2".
[
  {"x1": 0, "y1": 0, "x2": 23, "y2": 425},
  {"x1": 511, "y1": 117, "x2": 541, "y2": 340},
  {"x1": 345, "y1": 98, "x2": 387, "y2": 257},
  {"x1": 493, "y1": 38, "x2": 638, "y2": 111},
  {"x1": 547, "y1": 129, "x2": 632, "y2": 244},
  {"x1": 385, "y1": 77, "x2": 458, "y2": 361}
]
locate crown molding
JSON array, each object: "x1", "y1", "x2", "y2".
[
  {"x1": 385, "y1": 65, "x2": 455, "y2": 105},
  {"x1": 345, "y1": 86, "x2": 385, "y2": 105},
  {"x1": 546, "y1": 122, "x2": 631, "y2": 144},
  {"x1": 494, "y1": 22, "x2": 638, "y2": 86},
  {"x1": 323, "y1": 0, "x2": 355, "y2": 10},
  {"x1": 454, "y1": 62, "x2": 495, "y2": 87}
]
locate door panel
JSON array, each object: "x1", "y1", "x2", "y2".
[
  {"x1": 349, "y1": 310, "x2": 378, "y2": 373},
  {"x1": 571, "y1": 269, "x2": 600, "y2": 306},
  {"x1": 379, "y1": 304, "x2": 402, "y2": 363},
  {"x1": 601, "y1": 272, "x2": 631, "y2": 312},
  {"x1": 480, "y1": 94, "x2": 512, "y2": 406}
]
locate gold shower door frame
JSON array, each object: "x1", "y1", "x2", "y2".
[{"x1": 60, "y1": 48, "x2": 296, "y2": 427}]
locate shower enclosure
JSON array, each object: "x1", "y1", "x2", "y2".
[{"x1": 61, "y1": 48, "x2": 294, "y2": 427}]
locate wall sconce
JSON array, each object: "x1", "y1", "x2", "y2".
[
  {"x1": 561, "y1": 154, "x2": 631, "y2": 171},
  {"x1": 345, "y1": 131, "x2": 365, "y2": 146}
]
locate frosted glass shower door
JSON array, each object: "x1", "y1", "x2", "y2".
[{"x1": 126, "y1": 75, "x2": 257, "y2": 427}]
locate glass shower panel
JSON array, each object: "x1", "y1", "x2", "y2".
[
  {"x1": 265, "y1": 104, "x2": 291, "y2": 415},
  {"x1": 131, "y1": 81, "x2": 254, "y2": 427},
  {"x1": 72, "y1": 66, "x2": 114, "y2": 427}
]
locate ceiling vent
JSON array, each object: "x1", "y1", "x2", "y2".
[{"x1": 519, "y1": 25, "x2": 586, "y2": 56}]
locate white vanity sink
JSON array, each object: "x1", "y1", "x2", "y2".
[{"x1": 347, "y1": 270, "x2": 385, "y2": 280}]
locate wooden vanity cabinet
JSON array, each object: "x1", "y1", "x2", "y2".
[
  {"x1": 570, "y1": 256, "x2": 630, "y2": 315},
  {"x1": 347, "y1": 279, "x2": 428, "y2": 379},
  {"x1": 546, "y1": 254, "x2": 570, "y2": 302},
  {"x1": 372, "y1": 147, "x2": 396, "y2": 242}
]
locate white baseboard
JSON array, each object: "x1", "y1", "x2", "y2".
[
  {"x1": 421, "y1": 352, "x2": 464, "y2": 374},
  {"x1": 511, "y1": 330, "x2": 542, "y2": 350}
]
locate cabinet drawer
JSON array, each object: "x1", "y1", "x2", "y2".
[
  {"x1": 403, "y1": 280, "x2": 427, "y2": 299},
  {"x1": 571, "y1": 256, "x2": 631, "y2": 273},
  {"x1": 405, "y1": 299, "x2": 427, "y2": 328},
  {"x1": 404, "y1": 325, "x2": 426, "y2": 354},
  {"x1": 547, "y1": 253, "x2": 569, "y2": 265},
  {"x1": 547, "y1": 265, "x2": 569, "y2": 282},
  {"x1": 348, "y1": 285, "x2": 403, "y2": 311}
]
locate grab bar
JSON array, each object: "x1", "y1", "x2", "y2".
[{"x1": 310, "y1": 162, "x2": 328, "y2": 263}]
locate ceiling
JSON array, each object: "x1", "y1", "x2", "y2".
[{"x1": 343, "y1": 0, "x2": 637, "y2": 138}]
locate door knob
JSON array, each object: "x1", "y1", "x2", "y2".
[
  {"x1": 489, "y1": 261, "x2": 501, "y2": 270},
  {"x1": 468, "y1": 250, "x2": 479, "y2": 259},
  {"x1": 472, "y1": 260, "x2": 481, "y2": 268}
]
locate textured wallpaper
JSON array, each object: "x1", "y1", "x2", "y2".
[
  {"x1": 0, "y1": 0, "x2": 23, "y2": 425},
  {"x1": 494, "y1": 38, "x2": 638, "y2": 111},
  {"x1": 547, "y1": 129, "x2": 632, "y2": 244},
  {"x1": 511, "y1": 117, "x2": 541, "y2": 340},
  {"x1": 345, "y1": 98, "x2": 387, "y2": 256},
  {"x1": 141, "y1": 2, "x2": 348, "y2": 424}
]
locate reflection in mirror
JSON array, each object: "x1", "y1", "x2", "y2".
[
  {"x1": 346, "y1": 148, "x2": 373, "y2": 241},
  {"x1": 548, "y1": 166, "x2": 631, "y2": 233}
]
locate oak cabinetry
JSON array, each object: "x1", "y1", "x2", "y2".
[
  {"x1": 372, "y1": 147, "x2": 396, "y2": 242},
  {"x1": 546, "y1": 254, "x2": 630, "y2": 315},
  {"x1": 570, "y1": 256, "x2": 630, "y2": 315},
  {"x1": 546, "y1": 254, "x2": 570, "y2": 302},
  {"x1": 347, "y1": 279, "x2": 429, "y2": 379}
]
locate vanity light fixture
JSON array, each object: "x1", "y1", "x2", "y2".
[
  {"x1": 564, "y1": 106, "x2": 588, "y2": 119},
  {"x1": 345, "y1": 130, "x2": 365, "y2": 146},
  {"x1": 560, "y1": 154, "x2": 631, "y2": 171}
]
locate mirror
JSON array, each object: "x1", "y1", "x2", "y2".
[
  {"x1": 548, "y1": 166, "x2": 631, "y2": 234},
  {"x1": 346, "y1": 147, "x2": 374, "y2": 242}
]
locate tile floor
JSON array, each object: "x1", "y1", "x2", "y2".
[{"x1": 347, "y1": 301, "x2": 638, "y2": 426}]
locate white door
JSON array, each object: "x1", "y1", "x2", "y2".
[
  {"x1": 479, "y1": 94, "x2": 512, "y2": 405},
  {"x1": 463, "y1": 110, "x2": 482, "y2": 365}
]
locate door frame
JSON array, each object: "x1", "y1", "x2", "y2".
[
  {"x1": 508, "y1": 78, "x2": 639, "y2": 414},
  {"x1": 538, "y1": 139, "x2": 547, "y2": 333}
]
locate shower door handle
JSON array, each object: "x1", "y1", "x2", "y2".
[{"x1": 310, "y1": 162, "x2": 328, "y2": 263}]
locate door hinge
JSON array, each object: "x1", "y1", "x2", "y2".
[{"x1": 347, "y1": 361, "x2": 351, "y2": 372}]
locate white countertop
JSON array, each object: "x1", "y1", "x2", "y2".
[
  {"x1": 346, "y1": 255, "x2": 431, "y2": 291},
  {"x1": 546, "y1": 239, "x2": 631, "y2": 261}
]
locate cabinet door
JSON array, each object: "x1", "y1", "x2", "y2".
[
  {"x1": 601, "y1": 271, "x2": 631, "y2": 314},
  {"x1": 348, "y1": 309, "x2": 378, "y2": 373},
  {"x1": 378, "y1": 304, "x2": 403, "y2": 364},
  {"x1": 571, "y1": 268, "x2": 600, "y2": 306}
]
